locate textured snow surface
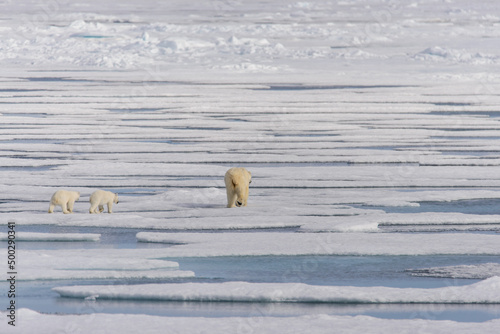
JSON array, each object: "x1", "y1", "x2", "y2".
[
  {"x1": 0, "y1": 232, "x2": 100, "y2": 241},
  {"x1": 19, "y1": 249, "x2": 193, "y2": 281},
  {"x1": 54, "y1": 277, "x2": 500, "y2": 303},
  {"x1": 136, "y1": 232, "x2": 500, "y2": 256},
  {"x1": 2, "y1": 309, "x2": 500, "y2": 334},
  {"x1": 2, "y1": 0, "x2": 500, "y2": 331}
]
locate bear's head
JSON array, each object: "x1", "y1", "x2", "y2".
[{"x1": 235, "y1": 170, "x2": 251, "y2": 207}]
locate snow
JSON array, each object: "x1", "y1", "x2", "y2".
[
  {"x1": 136, "y1": 232, "x2": 500, "y2": 256},
  {"x1": 2, "y1": 0, "x2": 500, "y2": 331},
  {"x1": 19, "y1": 249, "x2": 193, "y2": 281},
  {"x1": 2, "y1": 309, "x2": 500, "y2": 334},
  {"x1": 53, "y1": 277, "x2": 500, "y2": 303},
  {"x1": 4, "y1": 186, "x2": 500, "y2": 232},
  {"x1": 20, "y1": 268, "x2": 193, "y2": 281},
  {"x1": 0, "y1": 232, "x2": 100, "y2": 242},
  {"x1": 413, "y1": 46, "x2": 500, "y2": 65}
]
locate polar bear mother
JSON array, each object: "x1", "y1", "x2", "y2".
[{"x1": 224, "y1": 167, "x2": 251, "y2": 208}]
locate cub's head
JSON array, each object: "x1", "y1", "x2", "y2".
[{"x1": 114, "y1": 193, "x2": 119, "y2": 204}]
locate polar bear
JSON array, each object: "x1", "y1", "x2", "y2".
[
  {"x1": 48, "y1": 190, "x2": 80, "y2": 214},
  {"x1": 89, "y1": 190, "x2": 119, "y2": 214},
  {"x1": 224, "y1": 167, "x2": 252, "y2": 208}
]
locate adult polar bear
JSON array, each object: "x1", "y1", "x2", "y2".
[
  {"x1": 89, "y1": 190, "x2": 119, "y2": 214},
  {"x1": 48, "y1": 190, "x2": 80, "y2": 214},
  {"x1": 224, "y1": 167, "x2": 251, "y2": 208}
]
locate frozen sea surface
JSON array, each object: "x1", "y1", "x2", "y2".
[{"x1": 2, "y1": 0, "x2": 500, "y2": 333}]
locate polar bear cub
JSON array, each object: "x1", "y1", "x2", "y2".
[
  {"x1": 48, "y1": 190, "x2": 80, "y2": 214},
  {"x1": 224, "y1": 167, "x2": 252, "y2": 208},
  {"x1": 89, "y1": 190, "x2": 119, "y2": 214}
]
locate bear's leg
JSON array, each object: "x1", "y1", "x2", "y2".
[
  {"x1": 62, "y1": 201, "x2": 70, "y2": 214},
  {"x1": 107, "y1": 202, "x2": 113, "y2": 213},
  {"x1": 48, "y1": 203, "x2": 55, "y2": 213},
  {"x1": 89, "y1": 203, "x2": 98, "y2": 214},
  {"x1": 226, "y1": 189, "x2": 237, "y2": 208},
  {"x1": 243, "y1": 187, "x2": 249, "y2": 206},
  {"x1": 99, "y1": 205, "x2": 104, "y2": 213},
  {"x1": 67, "y1": 200, "x2": 75, "y2": 213}
]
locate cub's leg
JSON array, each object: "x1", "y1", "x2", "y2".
[{"x1": 89, "y1": 203, "x2": 99, "y2": 214}]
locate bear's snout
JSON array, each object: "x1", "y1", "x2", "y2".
[{"x1": 225, "y1": 167, "x2": 251, "y2": 208}]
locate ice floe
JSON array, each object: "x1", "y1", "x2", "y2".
[
  {"x1": 4, "y1": 185, "x2": 500, "y2": 233},
  {"x1": 137, "y1": 232, "x2": 500, "y2": 257},
  {"x1": 2, "y1": 309, "x2": 500, "y2": 334},
  {"x1": 0, "y1": 232, "x2": 100, "y2": 242},
  {"x1": 18, "y1": 249, "x2": 193, "y2": 281},
  {"x1": 53, "y1": 277, "x2": 500, "y2": 303},
  {"x1": 21, "y1": 268, "x2": 193, "y2": 281}
]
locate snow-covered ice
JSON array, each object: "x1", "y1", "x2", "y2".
[
  {"x1": 2, "y1": 0, "x2": 500, "y2": 332},
  {"x1": 0, "y1": 232, "x2": 100, "y2": 241},
  {"x1": 2, "y1": 309, "x2": 500, "y2": 334},
  {"x1": 18, "y1": 249, "x2": 193, "y2": 281},
  {"x1": 136, "y1": 232, "x2": 500, "y2": 256},
  {"x1": 54, "y1": 278, "x2": 500, "y2": 304}
]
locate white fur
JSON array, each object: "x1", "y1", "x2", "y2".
[
  {"x1": 89, "y1": 190, "x2": 119, "y2": 214},
  {"x1": 224, "y1": 167, "x2": 252, "y2": 208},
  {"x1": 48, "y1": 190, "x2": 80, "y2": 214}
]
